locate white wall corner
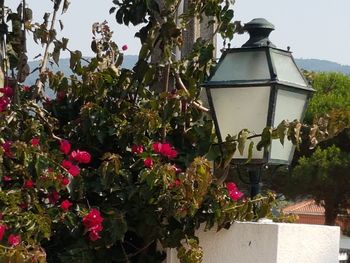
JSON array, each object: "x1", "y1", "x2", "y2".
[{"x1": 163, "y1": 222, "x2": 340, "y2": 263}]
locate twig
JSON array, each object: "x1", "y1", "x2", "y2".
[
  {"x1": 175, "y1": 73, "x2": 209, "y2": 112},
  {"x1": 34, "y1": 3, "x2": 60, "y2": 99},
  {"x1": 120, "y1": 241, "x2": 130, "y2": 263},
  {"x1": 127, "y1": 241, "x2": 154, "y2": 258}
]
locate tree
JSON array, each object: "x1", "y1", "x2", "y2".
[
  {"x1": 273, "y1": 72, "x2": 350, "y2": 226},
  {"x1": 292, "y1": 146, "x2": 350, "y2": 225}
]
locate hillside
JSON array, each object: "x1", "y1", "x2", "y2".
[
  {"x1": 25, "y1": 56, "x2": 350, "y2": 87},
  {"x1": 295, "y1": 58, "x2": 350, "y2": 75}
]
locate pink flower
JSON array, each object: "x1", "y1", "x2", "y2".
[
  {"x1": 0, "y1": 225, "x2": 6, "y2": 241},
  {"x1": 144, "y1": 157, "x2": 153, "y2": 168},
  {"x1": 60, "y1": 200, "x2": 73, "y2": 212},
  {"x1": 2, "y1": 175, "x2": 12, "y2": 182},
  {"x1": 8, "y1": 234, "x2": 21, "y2": 246},
  {"x1": 173, "y1": 166, "x2": 182, "y2": 173},
  {"x1": 48, "y1": 191, "x2": 60, "y2": 204},
  {"x1": 131, "y1": 144, "x2": 143, "y2": 154},
  {"x1": 0, "y1": 86, "x2": 13, "y2": 97},
  {"x1": 59, "y1": 139, "x2": 71, "y2": 155},
  {"x1": 61, "y1": 177, "x2": 70, "y2": 186},
  {"x1": 68, "y1": 165, "x2": 80, "y2": 177},
  {"x1": 24, "y1": 180, "x2": 34, "y2": 189},
  {"x1": 226, "y1": 182, "x2": 244, "y2": 201},
  {"x1": 121, "y1": 44, "x2": 128, "y2": 51},
  {"x1": 82, "y1": 209, "x2": 104, "y2": 229},
  {"x1": 31, "y1": 138, "x2": 40, "y2": 147},
  {"x1": 2, "y1": 140, "x2": 13, "y2": 158},
  {"x1": 70, "y1": 150, "x2": 91, "y2": 164},
  {"x1": 62, "y1": 160, "x2": 73, "y2": 169}
]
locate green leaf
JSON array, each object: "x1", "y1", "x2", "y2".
[
  {"x1": 276, "y1": 120, "x2": 288, "y2": 146},
  {"x1": 237, "y1": 129, "x2": 249, "y2": 156},
  {"x1": 256, "y1": 127, "x2": 272, "y2": 151},
  {"x1": 246, "y1": 141, "x2": 254, "y2": 164}
]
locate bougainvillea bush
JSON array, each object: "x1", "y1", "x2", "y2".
[{"x1": 0, "y1": 1, "x2": 288, "y2": 262}]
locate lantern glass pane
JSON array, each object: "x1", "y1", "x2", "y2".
[
  {"x1": 210, "y1": 86, "x2": 271, "y2": 160},
  {"x1": 210, "y1": 51, "x2": 270, "y2": 82},
  {"x1": 271, "y1": 51, "x2": 307, "y2": 87},
  {"x1": 270, "y1": 89, "x2": 308, "y2": 162}
]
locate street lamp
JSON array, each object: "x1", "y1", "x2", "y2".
[{"x1": 202, "y1": 18, "x2": 314, "y2": 197}]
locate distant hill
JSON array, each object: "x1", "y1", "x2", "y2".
[
  {"x1": 26, "y1": 55, "x2": 138, "y2": 86},
  {"x1": 295, "y1": 58, "x2": 350, "y2": 75},
  {"x1": 26, "y1": 56, "x2": 350, "y2": 87}
]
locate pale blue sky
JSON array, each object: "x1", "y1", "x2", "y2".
[{"x1": 7, "y1": 0, "x2": 350, "y2": 65}]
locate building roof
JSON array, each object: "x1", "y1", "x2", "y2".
[{"x1": 283, "y1": 199, "x2": 325, "y2": 215}]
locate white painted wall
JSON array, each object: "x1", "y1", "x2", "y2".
[{"x1": 164, "y1": 222, "x2": 340, "y2": 263}]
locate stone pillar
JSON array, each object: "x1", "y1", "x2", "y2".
[{"x1": 164, "y1": 222, "x2": 340, "y2": 263}]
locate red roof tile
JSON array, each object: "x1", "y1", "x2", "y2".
[{"x1": 283, "y1": 199, "x2": 325, "y2": 215}]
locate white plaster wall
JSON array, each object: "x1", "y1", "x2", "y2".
[{"x1": 165, "y1": 222, "x2": 340, "y2": 263}]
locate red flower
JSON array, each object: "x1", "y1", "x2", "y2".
[
  {"x1": 144, "y1": 157, "x2": 153, "y2": 168},
  {"x1": 0, "y1": 86, "x2": 13, "y2": 97},
  {"x1": 8, "y1": 234, "x2": 21, "y2": 246},
  {"x1": 31, "y1": 138, "x2": 40, "y2": 147},
  {"x1": 152, "y1": 142, "x2": 178, "y2": 159},
  {"x1": 48, "y1": 191, "x2": 60, "y2": 204},
  {"x1": 60, "y1": 200, "x2": 73, "y2": 212},
  {"x1": 59, "y1": 139, "x2": 71, "y2": 155},
  {"x1": 121, "y1": 44, "x2": 128, "y2": 51},
  {"x1": 62, "y1": 160, "x2": 73, "y2": 169},
  {"x1": 160, "y1": 143, "x2": 178, "y2": 159},
  {"x1": 23, "y1": 85, "x2": 30, "y2": 92},
  {"x1": 169, "y1": 179, "x2": 182, "y2": 189},
  {"x1": 0, "y1": 225, "x2": 6, "y2": 241},
  {"x1": 152, "y1": 142, "x2": 162, "y2": 153},
  {"x1": 1, "y1": 140, "x2": 13, "y2": 158},
  {"x1": 61, "y1": 177, "x2": 70, "y2": 186},
  {"x1": 226, "y1": 182, "x2": 244, "y2": 201},
  {"x1": 68, "y1": 165, "x2": 80, "y2": 177},
  {"x1": 0, "y1": 96, "x2": 10, "y2": 112},
  {"x1": 131, "y1": 144, "x2": 143, "y2": 154},
  {"x1": 88, "y1": 224, "x2": 103, "y2": 241},
  {"x1": 70, "y1": 150, "x2": 91, "y2": 164},
  {"x1": 24, "y1": 180, "x2": 34, "y2": 189},
  {"x1": 82, "y1": 208, "x2": 104, "y2": 229},
  {"x1": 83, "y1": 209, "x2": 104, "y2": 241},
  {"x1": 56, "y1": 91, "x2": 66, "y2": 101}
]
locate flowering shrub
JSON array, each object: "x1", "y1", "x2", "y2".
[{"x1": 0, "y1": 1, "x2": 286, "y2": 262}]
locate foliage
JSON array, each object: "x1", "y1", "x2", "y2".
[
  {"x1": 0, "y1": 0, "x2": 309, "y2": 262},
  {"x1": 292, "y1": 146, "x2": 350, "y2": 225},
  {"x1": 267, "y1": 72, "x2": 350, "y2": 226},
  {"x1": 304, "y1": 72, "x2": 350, "y2": 124}
]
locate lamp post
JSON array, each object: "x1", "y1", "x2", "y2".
[{"x1": 202, "y1": 18, "x2": 314, "y2": 197}]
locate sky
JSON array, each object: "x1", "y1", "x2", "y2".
[{"x1": 6, "y1": 0, "x2": 350, "y2": 65}]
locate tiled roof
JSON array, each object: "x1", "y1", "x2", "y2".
[{"x1": 283, "y1": 199, "x2": 325, "y2": 215}]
